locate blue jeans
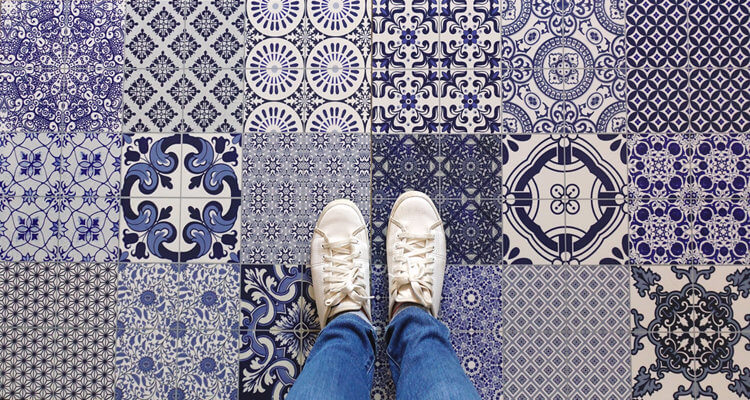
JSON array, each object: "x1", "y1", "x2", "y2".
[{"x1": 287, "y1": 306, "x2": 481, "y2": 400}]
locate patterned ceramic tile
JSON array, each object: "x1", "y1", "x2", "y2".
[
  {"x1": 439, "y1": 69, "x2": 502, "y2": 133},
  {"x1": 125, "y1": 0, "x2": 185, "y2": 69},
  {"x1": 440, "y1": 0, "x2": 501, "y2": 70},
  {"x1": 502, "y1": 199, "x2": 565, "y2": 264},
  {"x1": 239, "y1": 264, "x2": 307, "y2": 399},
  {"x1": 59, "y1": 131, "x2": 122, "y2": 198},
  {"x1": 120, "y1": 197, "x2": 181, "y2": 262},
  {"x1": 631, "y1": 265, "x2": 750, "y2": 399},
  {"x1": 172, "y1": 329, "x2": 239, "y2": 400},
  {"x1": 183, "y1": 1, "x2": 245, "y2": 69},
  {"x1": 1, "y1": 326, "x2": 116, "y2": 400},
  {"x1": 184, "y1": 68, "x2": 244, "y2": 133},
  {"x1": 372, "y1": 69, "x2": 440, "y2": 133},
  {"x1": 688, "y1": 0, "x2": 750, "y2": 68},
  {"x1": 0, "y1": 262, "x2": 116, "y2": 328},
  {"x1": 372, "y1": 134, "x2": 440, "y2": 199},
  {"x1": 123, "y1": 67, "x2": 184, "y2": 133},
  {"x1": 693, "y1": 200, "x2": 750, "y2": 265},
  {"x1": 372, "y1": 0, "x2": 439, "y2": 69},
  {"x1": 627, "y1": 69, "x2": 690, "y2": 134},
  {"x1": 58, "y1": 197, "x2": 120, "y2": 262},
  {"x1": 564, "y1": 69, "x2": 627, "y2": 134},
  {"x1": 0, "y1": 196, "x2": 57, "y2": 262},
  {"x1": 440, "y1": 265, "x2": 502, "y2": 332},
  {"x1": 440, "y1": 199, "x2": 502, "y2": 264},
  {"x1": 562, "y1": 0, "x2": 624, "y2": 67},
  {"x1": 694, "y1": 133, "x2": 750, "y2": 200},
  {"x1": 689, "y1": 69, "x2": 750, "y2": 133},
  {"x1": 628, "y1": 134, "x2": 696, "y2": 200},
  {"x1": 504, "y1": 264, "x2": 629, "y2": 399},
  {"x1": 450, "y1": 329, "x2": 503, "y2": 399},
  {"x1": 115, "y1": 328, "x2": 175, "y2": 399},
  {"x1": 625, "y1": 0, "x2": 688, "y2": 68},
  {"x1": 500, "y1": 69, "x2": 561, "y2": 134},
  {"x1": 630, "y1": 198, "x2": 694, "y2": 265},
  {"x1": 0, "y1": 132, "x2": 60, "y2": 198},
  {"x1": 241, "y1": 133, "x2": 369, "y2": 264},
  {"x1": 439, "y1": 134, "x2": 502, "y2": 199},
  {"x1": 116, "y1": 263, "x2": 172, "y2": 330}
]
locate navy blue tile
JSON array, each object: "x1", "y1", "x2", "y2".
[
  {"x1": 440, "y1": 265, "x2": 502, "y2": 332},
  {"x1": 688, "y1": 0, "x2": 750, "y2": 68},
  {"x1": 689, "y1": 69, "x2": 750, "y2": 133},
  {"x1": 372, "y1": 134, "x2": 440, "y2": 199},
  {"x1": 627, "y1": 69, "x2": 690, "y2": 134},
  {"x1": 439, "y1": 135, "x2": 502, "y2": 199},
  {"x1": 626, "y1": 0, "x2": 689, "y2": 68},
  {"x1": 440, "y1": 199, "x2": 502, "y2": 264}
]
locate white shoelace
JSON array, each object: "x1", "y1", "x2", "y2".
[
  {"x1": 390, "y1": 231, "x2": 435, "y2": 307},
  {"x1": 319, "y1": 230, "x2": 371, "y2": 310}
]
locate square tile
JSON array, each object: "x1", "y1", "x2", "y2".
[
  {"x1": 563, "y1": 69, "x2": 627, "y2": 134},
  {"x1": 116, "y1": 263, "x2": 173, "y2": 330},
  {"x1": 0, "y1": 327, "x2": 116, "y2": 400},
  {"x1": 440, "y1": 198, "x2": 502, "y2": 264},
  {"x1": 58, "y1": 197, "x2": 120, "y2": 262},
  {"x1": 121, "y1": 133, "x2": 182, "y2": 198},
  {"x1": 694, "y1": 200, "x2": 750, "y2": 265},
  {"x1": 304, "y1": 1, "x2": 370, "y2": 62},
  {"x1": 440, "y1": 265, "x2": 502, "y2": 332},
  {"x1": 370, "y1": 197, "x2": 395, "y2": 265},
  {"x1": 501, "y1": 12, "x2": 563, "y2": 70},
  {"x1": 123, "y1": 68, "x2": 184, "y2": 133},
  {"x1": 564, "y1": 134, "x2": 627, "y2": 199},
  {"x1": 627, "y1": 69, "x2": 690, "y2": 134},
  {"x1": 689, "y1": 69, "x2": 750, "y2": 133},
  {"x1": 115, "y1": 327, "x2": 175, "y2": 400},
  {"x1": 371, "y1": 134, "x2": 440, "y2": 199},
  {"x1": 238, "y1": 328, "x2": 299, "y2": 399},
  {"x1": 120, "y1": 197, "x2": 181, "y2": 262},
  {"x1": 174, "y1": 264, "x2": 240, "y2": 332},
  {"x1": 0, "y1": 68, "x2": 69, "y2": 133},
  {"x1": 450, "y1": 329, "x2": 503, "y2": 399},
  {"x1": 563, "y1": 11, "x2": 624, "y2": 70},
  {"x1": 173, "y1": 329, "x2": 238, "y2": 400},
  {"x1": 630, "y1": 265, "x2": 750, "y2": 399},
  {"x1": 0, "y1": 196, "x2": 57, "y2": 262},
  {"x1": 183, "y1": 1, "x2": 245, "y2": 69},
  {"x1": 241, "y1": 133, "x2": 369, "y2": 264},
  {"x1": 0, "y1": 131, "x2": 60, "y2": 197},
  {"x1": 440, "y1": 0, "x2": 501, "y2": 69},
  {"x1": 502, "y1": 199, "x2": 565, "y2": 264},
  {"x1": 59, "y1": 131, "x2": 122, "y2": 197},
  {"x1": 372, "y1": 0, "x2": 440, "y2": 69},
  {"x1": 439, "y1": 69, "x2": 502, "y2": 133},
  {"x1": 693, "y1": 133, "x2": 750, "y2": 200},
  {"x1": 372, "y1": 69, "x2": 440, "y2": 133},
  {"x1": 628, "y1": 134, "x2": 696, "y2": 199},
  {"x1": 125, "y1": 0, "x2": 186, "y2": 69},
  {"x1": 688, "y1": 0, "x2": 750, "y2": 68},
  {"x1": 179, "y1": 197, "x2": 241, "y2": 263},
  {"x1": 180, "y1": 133, "x2": 242, "y2": 198},
  {"x1": 626, "y1": 0, "x2": 689, "y2": 68},
  {"x1": 182, "y1": 69, "x2": 244, "y2": 133},
  {"x1": 439, "y1": 134, "x2": 502, "y2": 199},
  {"x1": 240, "y1": 264, "x2": 304, "y2": 332},
  {"x1": 501, "y1": 69, "x2": 562, "y2": 134},
  {"x1": 64, "y1": 66, "x2": 124, "y2": 134},
  {"x1": 630, "y1": 199, "x2": 694, "y2": 265}
]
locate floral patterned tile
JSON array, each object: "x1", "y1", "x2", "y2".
[
  {"x1": 59, "y1": 196, "x2": 120, "y2": 262},
  {"x1": 0, "y1": 196, "x2": 58, "y2": 262},
  {"x1": 0, "y1": 131, "x2": 60, "y2": 198},
  {"x1": 372, "y1": 69, "x2": 440, "y2": 134},
  {"x1": 59, "y1": 131, "x2": 122, "y2": 198},
  {"x1": 440, "y1": 265, "x2": 502, "y2": 332},
  {"x1": 183, "y1": 1, "x2": 245, "y2": 70},
  {"x1": 694, "y1": 200, "x2": 750, "y2": 265},
  {"x1": 124, "y1": 0, "x2": 185, "y2": 70},
  {"x1": 629, "y1": 198, "x2": 695, "y2": 265},
  {"x1": 372, "y1": 0, "x2": 440, "y2": 69},
  {"x1": 183, "y1": 68, "x2": 244, "y2": 134},
  {"x1": 693, "y1": 133, "x2": 750, "y2": 200},
  {"x1": 628, "y1": 133, "x2": 696, "y2": 200},
  {"x1": 439, "y1": 69, "x2": 502, "y2": 134}
]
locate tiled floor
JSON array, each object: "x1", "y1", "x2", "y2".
[{"x1": 0, "y1": 0, "x2": 749, "y2": 399}]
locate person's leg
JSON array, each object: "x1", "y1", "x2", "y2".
[
  {"x1": 286, "y1": 312, "x2": 376, "y2": 400},
  {"x1": 386, "y1": 306, "x2": 480, "y2": 400}
]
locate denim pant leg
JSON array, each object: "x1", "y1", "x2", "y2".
[
  {"x1": 386, "y1": 307, "x2": 481, "y2": 400},
  {"x1": 286, "y1": 313, "x2": 376, "y2": 400}
]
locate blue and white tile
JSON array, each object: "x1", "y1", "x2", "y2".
[
  {"x1": 440, "y1": 0, "x2": 501, "y2": 69},
  {"x1": 125, "y1": 0, "x2": 185, "y2": 69},
  {"x1": 120, "y1": 197, "x2": 181, "y2": 262},
  {"x1": 59, "y1": 131, "x2": 121, "y2": 198},
  {"x1": 627, "y1": 69, "x2": 690, "y2": 134},
  {"x1": 121, "y1": 133, "x2": 182, "y2": 198},
  {"x1": 183, "y1": 68, "x2": 244, "y2": 133},
  {"x1": 1, "y1": 327, "x2": 116, "y2": 400},
  {"x1": 116, "y1": 263, "x2": 173, "y2": 330},
  {"x1": 630, "y1": 198, "x2": 694, "y2": 265},
  {"x1": 440, "y1": 199, "x2": 502, "y2": 264},
  {"x1": 0, "y1": 68, "x2": 68, "y2": 133},
  {"x1": 439, "y1": 69, "x2": 502, "y2": 134},
  {"x1": 115, "y1": 327, "x2": 175, "y2": 400},
  {"x1": 562, "y1": 0, "x2": 624, "y2": 69},
  {"x1": 123, "y1": 68, "x2": 184, "y2": 133},
  {"x1": 693, "y1": 200, "x2": 750, "y2": 265},
  {"x1": 0, "y1": 132, "x2": 59, "y2": 198},
  {"x1": 183, "y1": 1, "x2": 245, "y2": 70},
  {"x1": 62, "y1": 66, "x2": 124, "y2": 134},
  {"x1": 688, "y1": 0, "x2": 750, "y2": 68},
  {"x1": 689, "y1": 69, "x2": 750, "y2": 133},
  {"x1": 0, "y1": 262, "x2": 116, "y2": 328},
  {"x1": 625, "y1": 0, "x2": 688, "y2": 68},
  {"x1": 372, "y1": 0, "x2": 439, "y2": 69},
  {"x1": 180, "y1": 133, "x2": 241, "y2": 198},
  {"x1": 241, "y1": 133, "x2": 369, "y2": 264},
  {"x1": 501, "y1": 2, "x2": 563, "y2": 68},
  {"x1": 172, "y1": 329, "x2": 239, "y2": 400},
  {"x1": 450, "y1": 329, "x2": 503, "y2": 400},
  {"x1": 372, "y1": 69, "x2": 440, "y2": 133},
  {"x1": 440, "y1": 265, "x2": 502, "y2": 332},
  {"x1": 58, "y1": 197, "x2": 120, "y2": 262},
  {"x1": 2, "y1": 0, "x2": 124, "y2": 71},
  {"x1": 179, "y1": 198, "x2": 241, "y2": 263},
  {"x1": 693, "y1": 133, "x2": 750, "y2": 200},
  {"x1": 628, "y1": 134, "x2": 696, "y2": 200},
  {"x1": 504, "y1": 264, "x2": 629, "y2": 399},
  {"x1": 439, "y1": 134, "x2": 502, "y2": 199},
  {"x1": 631, "y1": 265, "x2": 750, "y2": 399},
  {"x1": 174, "y1": 264, "x2": 240, "y2": 332},
  {"x1": 371, "y1": 134, "x2": 440, "y2": 199},
  {"x1": 501, "y1": 68, "x2": 562, "y2": 134},
  {"x1": 502, "y1": 199, "x2": 566, "y2": 264},
  {"x1": 238, "y1": 328, "x2": 300, "y2": 400},
  {"x1": 304, "y1": 4, "x2": 370, "y2": 64},
  {"x1": 240, "y1": 264, "x2": 304, "y2": 332},
  {"x1": 563, "y1": 69, "x2": 627, "y2": 134},
  {"x1": 0, "y1": 196, "x2": 57, "y2": 262}
]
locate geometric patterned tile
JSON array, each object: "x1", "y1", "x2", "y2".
[
  {"x1": 689, "y1": 69, "x2": 750, "y2": 133},
  {"x1": 630, "y1": 198, "x2": 695, "y2": 265},
  {"x1": 440, "y1": 265, "x2": 502, "y2": 332},
  {"x1": 694, "y1": 200, "x2": 750, "y2": 265},
  {"x1": 628, "y1": 133, "x2": 696, "y2": 200},
  {"x1": 688, "y1": 0, "x2": 750, "y2": 68},
  {"x1": 124, "y1": 0, "x2": 185, "y2": 70},
  {"x1": 450, "y1": 329, "x2": 503, "y2": 400},
  {"x1": 0, "y1": 196, "x2": 57, "y2": 262},
  {"x1": 627, "y1": 69, "x2": 691, "y2": 134},
  {"x1": 562, "y1": 69, "x2": 627, "y2": 134},
  {"x1": 183, "y1": 68, "x2": 244, "y2": 133},
  {"x1": 183, "y1": 1, "x2": 245, "y2": 70},
  {"x1": 504, "y1": 265, "x2": 629, "y2": 399},
  {"x1": 440, "y1": 0, "x2": 501, "y2": 70},
  {"x1": 693, "y1": 133, "x2": 750, "y2": 200},
  {"x1": 122, "y1": 67, "x2": 184, "y2": 133},
  {"x1": 440, "y1": 199, "x2": 502, "y2": 264},
  {"x1": 439, "y1": 69, "x2": 503, "y2": 134},
  {"x1": 1, "y1": 326, "x2": 115, "y2": 400},
  {"x1": 372, "y1": 69, "x2": 440, "y2": 133},
  {"x1": 59, "y1": 131, "x2": 122, "y2": 198},
  {"x1": 59, "y1": 197, "x2": 120, "y2": 262},
  {"x1": 626, "y1": 0, "x2": 688, "y2": 68},
  {"x1": 503, "y1": 199, "x2": 566, "y2": 264},
  {"x1": 0, "y1": 132, "x2": 59, "y2": 198},
  {"x1": 241, "y1": 133, "x2": 369, "y2": 264},
  {"x1": 631, "y1": 265, "x2": 750, "y2": 399}
]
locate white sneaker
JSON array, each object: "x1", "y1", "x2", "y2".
[
  {"x1": 310, "y1": 199, "x2": 372, "y2": 328},
  {"x1": 386, "y1": 191, "x2": 446, "y2": 318}
]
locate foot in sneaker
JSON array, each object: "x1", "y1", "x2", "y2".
[
  {"x1": 310, "y1": 199, "x2": 372, "y2": 328},
  {"x1": 386, "y1": 191, "x2": 446, "y2": 318}
]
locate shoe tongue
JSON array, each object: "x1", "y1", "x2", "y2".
[
  {"x1": 330, "y1": 297, "x2": 362, "y2": 318},
  {"x1": 395, "y1": 284, "x2": 424, "y2": 306}
]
